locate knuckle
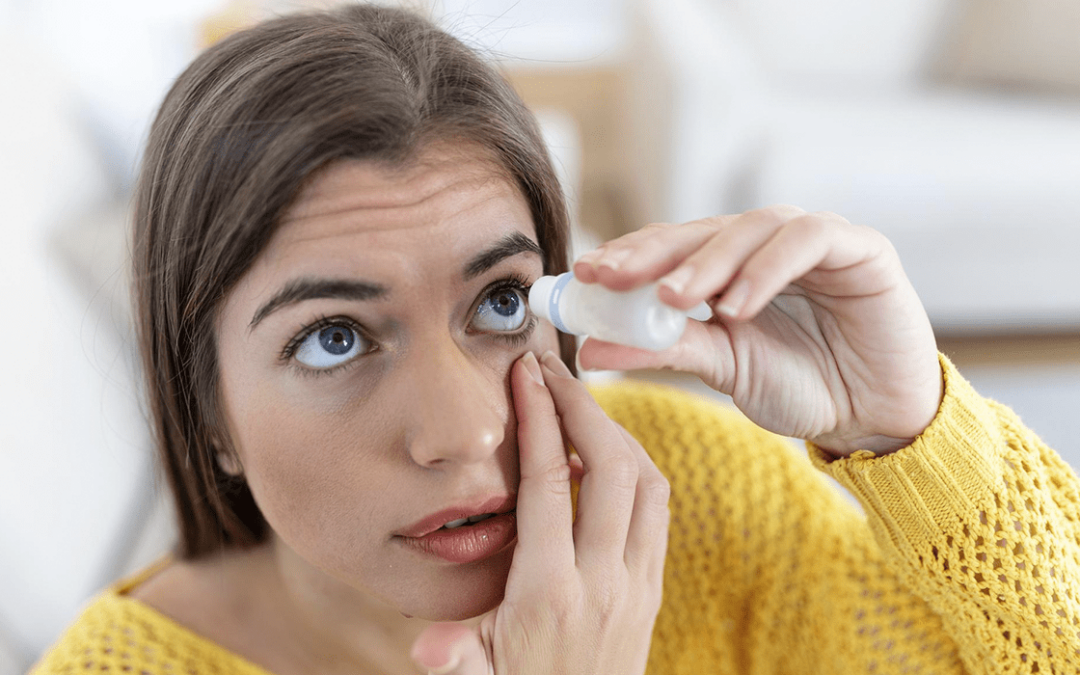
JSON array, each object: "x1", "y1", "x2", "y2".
[
  {"x1": 808, "y1": 209, "x2": 847, "y2": 224},
  {"x1": 642, "y1": 474, "x2": 672, "y2": 510},
  {"x1": 599, "y1": 242, "x2": 628, "y2": 257},
  {"x1": 640, "y1": 221, "x2": 674, "y2": 233},
  {"x1": 874, "y1": 231, "x2": 904, "y2": 269},
  {"x1": 648, "y1": 584, "x2": 666, "y2": 618},
  {"x1": 535, "y1": 582, "x2": 582, "y2": 626},
  {"x1": 788, "y1": 213, "x2": 830, "y2": 237},
  {"x1": 601, "y1": 453, "x2": 639, "y2": 491},
  {"x1": 690, "y1": 219, "x2": 725, "y2": 239},
  {"x1": 870, "y1": 226, "x2": 897, "y2": 252},
  {"x1": 638, "y1": 567, "x2": 666, "y2": 613},
  {"x1": 524, "y1": 459, "x2": 573, "y2": 495},
  {"x1": 684, "y1": 217, "x2": 722, "y2": 233},
  {"x1": 544, "y1": 460, "x2": 574, "y2": 483},
  {"x1": 757, "y1": 203, "x2": 806, "y2": 221},
  {"x1": 588, "y1": 569, "x2": 628, "y2": 615}
]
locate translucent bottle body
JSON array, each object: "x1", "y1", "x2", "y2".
[{"x1": 529, "y1": 272, "x2": 708, "y2": 351}]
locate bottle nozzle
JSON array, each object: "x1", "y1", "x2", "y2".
[{"x1": 528, "y1": 272, "x2": 573, "y2": 333}]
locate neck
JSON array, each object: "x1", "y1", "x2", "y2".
[{"x1": 258, "y1": 534, "x2": 483, "y2": 675}]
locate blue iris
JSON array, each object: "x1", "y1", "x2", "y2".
[
  {"x1": 295, "y1": 324, "x2": 363, "y2": 368},
  {"x1": 319, "y1": 326, "x2": 354, "y2": 355},
  {"x1": 473, "y1": 288, "x2": 527, "y2": 332}
]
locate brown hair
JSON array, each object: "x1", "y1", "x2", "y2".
[{"x1": 132, "y1": 3, "x2": 577, "y2": 559}]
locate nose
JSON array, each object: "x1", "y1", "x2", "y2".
[{"x1": 402, "y1": 342, "x2": 507, "y2": 468}]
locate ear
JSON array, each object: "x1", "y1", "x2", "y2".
[
  {"x1": 210, "y1": 434, "x2": 243, "y2": 476},
  {"x1": 215, "y1": 449, "x2": 243, "y2": 477}
]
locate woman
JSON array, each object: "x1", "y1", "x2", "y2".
[{"x1": 32, "y1": 4, "x2": 1079, "y2": 675}]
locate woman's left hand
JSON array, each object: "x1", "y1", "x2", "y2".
[{"x1": 573, "y1": 205, "x2": 944, "y2": 458}]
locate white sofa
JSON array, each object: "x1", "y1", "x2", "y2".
[{"x1": 624, "y1": 0, "x2": 1080, "y2": 333}]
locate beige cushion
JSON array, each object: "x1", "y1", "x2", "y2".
[{"x1": 937, "y1": 0, "x2": 1080, "y2": 94}]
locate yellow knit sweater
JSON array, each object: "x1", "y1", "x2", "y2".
[{"x1": 32, "y1": 354, "x2": 1080, "y2": 674}]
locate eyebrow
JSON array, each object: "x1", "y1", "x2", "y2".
[
  {"x1": 250, "y1": 279, "x2": 388, "y2": 328},
  {"x1": 463, "y1": 232, "x2": 543, "y2": 281},
  {"x1": 249, "y1": 232, "x2": 542, "y2": 329}
]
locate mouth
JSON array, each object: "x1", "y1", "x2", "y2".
[
  {"x1": 435, "y1": 509, "x2": 517, "y2": 530},
  {"x1": 396, "y1": 494, "x2": 517, "y2": 539},
  {"x1": 397, "y1": 509, "x2": 519, "y2": 564}
]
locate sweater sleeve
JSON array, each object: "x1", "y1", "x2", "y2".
[
  {"x1": 590, "y1": 377, "x2": 963, "y2": 673},
  {"x1": 589, "y1": 353, "x2": 1080, "y2": 675},
  {"x1": 798, "y1": 352, "x2": 1080, "y2": 674}
]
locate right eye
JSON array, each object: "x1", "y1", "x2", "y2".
[{"x1": 294, "y1": 323, "x2": 367, "y2": 369}]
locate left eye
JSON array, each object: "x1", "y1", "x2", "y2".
[
  {"x1": 472, "y1": 287, "x2": 528, "y2": 332},
  {"x1": 294, "y1": 324, "x2": 366, "y2": 369}
]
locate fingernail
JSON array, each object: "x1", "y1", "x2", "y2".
[
  {"x1": 521, "y1": 351, "x2": 545, "y2": 386},
  {"x1": 427, "y1": 651, "x2": 461, "y2": 675},
  {"x1": 717, "y1": 278, "x2": 751, "y2": 318},
  {"x1": 596, "y1": 247, "x2": 631, "y2": 271},
  {"x1": 658, "y1": 265, "x2": 694, "y2": 296},
  {"x1": 540, "y1": 350, "x2": 573, "y2": 377}
]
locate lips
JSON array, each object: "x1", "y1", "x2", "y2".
[{"x1": 396, "y1": 493, "x2": 517, "y2": 538}]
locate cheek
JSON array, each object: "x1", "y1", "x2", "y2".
[
  {"x1": 226, "y1": 384, "x2": 398, "y2": 564},
  {"x1": 216, "y1": 325, "x2": 546, "y2": 572},
  {"x1": 536, "y1": 320, "x2": 561, "y2": 355}
]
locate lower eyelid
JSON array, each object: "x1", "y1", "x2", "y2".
[
  {"x1": 289, "y1": 339, "x2": 374, "y2": 378},
  {"x1": 494, "y1": 315, "x2": 537, "y2": 347},
  {"x1": 282, "y1": 317, "x2": 368, "y2": 362}
]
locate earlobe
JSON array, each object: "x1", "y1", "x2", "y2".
[
  {"x1": 210, "y1": 435, "x2": 243, "y2": 476},
  {"x1": 215, "y1": 450, "x2": 243, "y2": 476}
]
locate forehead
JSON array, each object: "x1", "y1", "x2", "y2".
[
  {"x1": 269, "y1": 145, "x2": 534, "y2": 258},
  {"x1": 223, "y1": 144, "x2": 543, "y2": 330}
]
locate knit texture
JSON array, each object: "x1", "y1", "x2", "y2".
[
  {"x1": 31, "y1": 354, "x2": 1080, "y2": 674},
  {"x1": 29, "y1": 561, "x2": 271, "y2": 675}
]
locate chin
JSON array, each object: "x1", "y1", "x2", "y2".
[{"x1": 398, "y1": 548, "x2": 513, "y2": 621}]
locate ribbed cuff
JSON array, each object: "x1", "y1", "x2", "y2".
[{"x1": 805, "y1": 353, "x2": 1007, "y2": 559}]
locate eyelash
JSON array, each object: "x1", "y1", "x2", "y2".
[
  {"x1": 280, "y1": 314, "x2": 370, "y2": 378},
  {"x1": 476, "y1": 272, "x2": 538, "y2": 348},
  {"x1": 280, "y1": 273, "x2": 538, "y2": 376}
]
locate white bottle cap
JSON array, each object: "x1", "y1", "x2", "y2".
[{"x1": 528, "y1": 272, "x2": 574, "y2": 333}]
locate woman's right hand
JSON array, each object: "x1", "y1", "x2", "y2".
[{"x1": 409, "y1": 350, "x2": 671, "y2": 675}]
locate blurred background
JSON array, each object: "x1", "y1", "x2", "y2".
[{"x1": 2, "y1": 0, "x2": 1079, "y2": 671}]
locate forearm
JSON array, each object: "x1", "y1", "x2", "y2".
[{"x1": 807, "y1": 353, "x2": 1080, "y2": 672}]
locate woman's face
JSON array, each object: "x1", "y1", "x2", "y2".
[{"x1": 215, "y1": 144, "x2": 560, "y2": 621}]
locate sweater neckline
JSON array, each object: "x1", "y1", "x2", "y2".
[{"x1": 106, "y1": 557, "x2": 280, "y2": 675}]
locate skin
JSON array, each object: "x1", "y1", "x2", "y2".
[
  {"x1": 573, "y1": 208, "x2": 944, "y2": 457},
  {"x1": 430, "y1": 207, "x2": 944, "y2": 675},
  {"x1": 133, "y1": 144, "x2": 567, "y2": 675},
  {"x1": 132, "y1": 149, "x2": 945, "y2": 675}
]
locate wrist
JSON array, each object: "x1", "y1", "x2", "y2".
[
  {"x1": 814, "y1": 357, "x2": 946, "y2": 460},
  {"x1": 813, "y1": 434, "x2": 914, "y2": 461}
]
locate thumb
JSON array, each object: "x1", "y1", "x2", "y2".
[
  {"x1": 576, "y1": 321, "x2": 721, "y2": 381},
  {"x1": 575, "y1": 335, "x2": 682, "y2": 373},
  {"x1": 410, "y1": 623, "x2": 490, "y2": 675}
]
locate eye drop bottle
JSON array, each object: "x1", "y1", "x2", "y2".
[{"x1": 529, "y1": 272, "x2": 712, "y2": 351}]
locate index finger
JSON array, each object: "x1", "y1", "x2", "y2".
[
  {"x1": 538, "y1": 351, "x2": 638, "y2": 568},
  {"x1": 510, "y1": 351, "x2": 576, "y2": 576}
]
